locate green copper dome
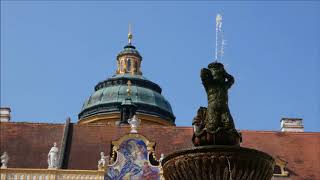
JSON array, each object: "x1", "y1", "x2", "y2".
[
  {"x1": 79, "y1": 34, "x2": 175, "y2": 124},
  {"x1": 79, "y1": 74, "x2": 175, "y2": 123}
]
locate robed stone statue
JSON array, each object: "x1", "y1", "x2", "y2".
[
  {"x1": 1, "y1": 152, "x2": 9, "y2": 168},
  {"x1": 48, "y1": 142, "x2": 59, "y2": 169}
]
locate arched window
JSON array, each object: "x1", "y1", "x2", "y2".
[
  {"x1": 127, "y1": 58, "x2": 131, "y2": 72},
  {"x1": 120, "y1": 59, "x2": 125, "y2": 73},
  {"x1": 134, "y1": 60, "x2": 139, "y2": 73}
]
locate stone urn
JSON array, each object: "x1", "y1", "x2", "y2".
[{"x1": 162, "y1": 145, "x2": 275, "y2": 180}]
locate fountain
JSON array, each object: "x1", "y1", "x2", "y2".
[{"x1": 161, "y1": 62, "x2": 275, "y2": 179}]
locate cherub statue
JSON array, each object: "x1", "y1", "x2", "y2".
[
  {"x1": 192, "y1": 62, "x2": 241, "y2": 146},
  {"x1": 159, "y1": 153, "x2": 165, "y2": 164},
  {"x1": 98, "y1": 152, "x2": 109, "y2": 170},
  {"x1": 1, "y1": 152, "x2": 9, "y2": 168},
  {"x1": 192, "y1": 107, "x2": 207, "y2": 146}
]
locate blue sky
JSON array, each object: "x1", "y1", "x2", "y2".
[{"x1": 1, "y1": 1, "x2": 319, "y2": 131}]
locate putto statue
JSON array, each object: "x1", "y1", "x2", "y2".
[
  {"x1": 159, "y1": 153, "x2": 165, "y2": 164},
  {"x1": 192, "y1": 62, "x2": 241, "y2": 146},
  {"x1": 1, "y1": 152, "x2": 9, "y2": 169},
  {"x1": 48, "y1": 142, "x2": 59, "y2": 169},
  {"x1": 128, "y1": 115, "x2": 141, "y2": 133},
  {"x1": 97, "y1": 152, "x2": 109, "y2": 170}
]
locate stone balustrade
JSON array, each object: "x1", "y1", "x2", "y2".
[{"x1": 0, "y1": 168, "x2": 104, "y2": 180}]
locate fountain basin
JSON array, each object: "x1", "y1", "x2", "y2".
[{"x1": 162, "y1": 145, "x2": 275, "y2": 180}]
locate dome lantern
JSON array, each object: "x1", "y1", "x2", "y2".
[{"x1": 116, "y1": 24, "x2": 142, "y2": 75}]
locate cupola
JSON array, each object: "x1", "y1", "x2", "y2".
[
  {"x1": 78, "y1": 26, "x2": 175, "y2": 126},
  {"x1": 116, "y1": 28, "x2": 142, "y2": 75}
]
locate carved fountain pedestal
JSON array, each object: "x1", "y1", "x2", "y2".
[
  {"x1": 162, "y1": 62, "x2": 275, "y2": 180},
  {"x1": 162, "y1": 145, "x2": 274, "y2": 180}
]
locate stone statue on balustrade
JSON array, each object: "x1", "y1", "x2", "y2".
[
  {"x1": 1, "y1": 152, "x2": 9, "y2": 169},
  {"x1": 98, "y1": 152, "x2": 109, "y2": 170},
  {"x1": 48, "y1": 142, "x2": 59, "y2": 169},
  {"x1": 192, "y1": 62, "x2": 241, "y2": 146}
]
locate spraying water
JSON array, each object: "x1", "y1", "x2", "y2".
[{"x1": 215, "y1": 14, "x2": 225, "y2": 62}]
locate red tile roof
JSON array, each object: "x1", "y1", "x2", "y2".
[
  {"x1": 1, "y1": 122, "x2": 319, "y2": 180},
  {"x1": 0, "y1": 122, "x2": 65, "y2": 168}
]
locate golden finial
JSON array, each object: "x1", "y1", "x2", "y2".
[
  {"x1": 128, "y1": 24, "x2": 133, "y2": 44},
  {"x1": 126, "y1": 80, "x2": 132, "y2": 96}
]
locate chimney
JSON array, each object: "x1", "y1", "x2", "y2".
[
  {"x1": 280, "y1": 118, "x2": 304, "y2": 132},
  {"x1": 0, "y1": 107, "x2": 11, "y2": 122}
]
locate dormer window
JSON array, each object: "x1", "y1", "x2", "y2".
[
  {"x1": 273, "y1": 165, "x2": 282, "y2": 174},
  {"x1": 273, "y1": 157, "x2": 289, "y2": 177}
]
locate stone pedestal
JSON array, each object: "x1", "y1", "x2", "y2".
[{"x1": 162, "y1": 145, "x2": 275, "y2": 180}]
